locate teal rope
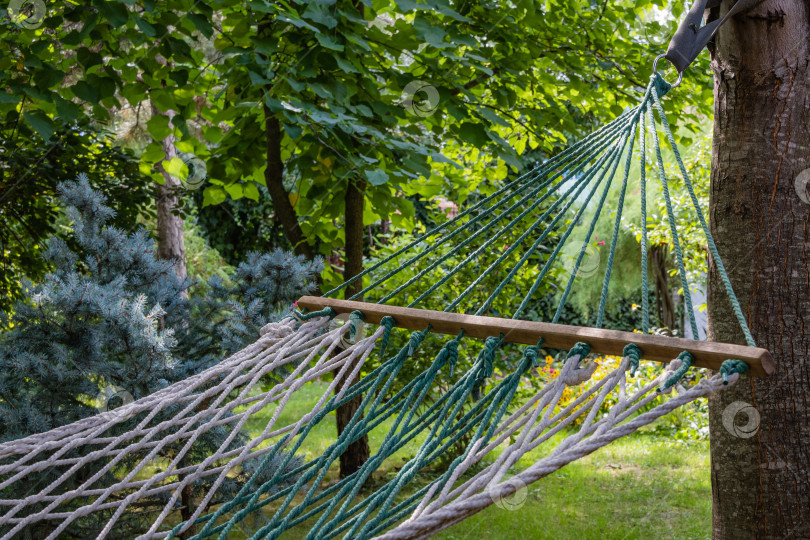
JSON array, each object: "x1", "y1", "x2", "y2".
[
  {"x1": 179, "y1": 358, "x2": 395, "y2": 538},
  {"x1": 196, "y1": 338, "x2": 412, "y2": 538},
  {"x1": 597, "y1": 121, "x2": 638, "y2": 327},
  {"x1": 294, "y1": 306, "x2": 337, "y2": 321},
  {"x1": 445, "y1": 337, "x2": 460, "y2": 377},
  {"x1": 376, "y1": 113, "x2": 633, "y2": 307},
  {"x1": 282, "y1": 340, "x2": 479, "y2": 536},
  {"x1": 639, "y1": 105, "x2": 651, "y2": 333},
  {"x1": 649, "y1": 82, "x2": 756, "y2": 347},
  {"x1": 552, "y1": 125, "x2": 632, "y2": 324},
  {"x1": 172, "y1": 75, "x2": 758, "y2": 540},
  {"x1": 351, "y1": 341, "x2": 535, "y2": 539},
  {"x1": 512, "y1": 117, "x2": 629, "y2": 319},
  {"x1": 303, "y1": 336, "x2": 460, "y2": 539},
  {"x1": 378, "y1": 316, "x2": 396, "y2": 357},
  {"x1": 645, "y1": 97, "x2": 699, "y2": 339},
  {"x1": 327, "y1": 107, "x2": 639, "y2": 301},
  {"x1": 623, "y1": 343, "x2": 643, "y2": 376},
  {"x1": 719, "y1": 359, "x2": 749, "y2": 385},
  {"x1": 480, "y1": 121, "x2": 634, "y2": 318},
  {"x1": 504, "y1": 121, "x2": 636, "y2": 320},
  {"x1": 247, "y1": 339, "x2": 421, "y2": 539},
  {"x1": 345, "y1": 349, "x2": 497, "y2": 536},
  {"x1": 417, "y1": 116, "x2": 635, "y2": 314},
  {"x1": 472, "y1": 335, "x2": 502, "y2": 400},
  {"x1": 568, "y1": 341, "x2": 591, "y2": 360},
  {"x1": 348, "y1": 310, "x2": 364, "y2": 341},
  {"x1": 658, "y1": 350, "x2": 693, "y2": 392}
]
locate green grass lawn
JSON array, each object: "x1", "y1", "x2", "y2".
[
  {"x1": 192, "y1": 379, "x2": 712, "y2": 539},
  {"x1": 434, "y1": 435, "x2": 712, "y2": 540}
]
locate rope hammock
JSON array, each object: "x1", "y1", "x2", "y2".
[{"x1": 0, "y1": 73, "x2": 773, "y2": 540}]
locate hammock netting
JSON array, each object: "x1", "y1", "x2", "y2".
[{"x1": 0, "y1": 74, "x2": 757, "y2": 539}]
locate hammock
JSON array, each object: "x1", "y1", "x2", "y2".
[{"x1": 0, "y1": 74, "x2": 773, "y2": 540}]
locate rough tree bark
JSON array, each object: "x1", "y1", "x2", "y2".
[
  {"x1": 151, "y1": 100, "x2": 193, "y2": 535},
  {"x1": 261, "y1": 103, "x2": 370, "y2": 477},
  {"x1": 263, "y1": 107, "x2": 313, "y2": 258},
  {"x1": 151, "y1": 102, "x2": 188, "y2": 288},
  {"x1": 706, "y1": 2, "x2": 809, "y2": 538},
  {"x1": 335, "y1": 177, "x2": 371, "y2": 478},
  {"x1": 650, "y1": 243, "x2": 677, "y2": 334}
]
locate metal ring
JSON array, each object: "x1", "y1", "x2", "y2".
[{"x1": 652, "y1": 53, "x2": 683, "y2": 89}]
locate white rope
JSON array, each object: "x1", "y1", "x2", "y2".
[
  {"x1": 375, "y1": 360, "x2": 737, "y2": 540},
  {"x1": 0, "y1": 317, "x2": 740, "y2": 540},
  {"x1": 0, "y1": 316, "x2": 386, "y2": 538}
]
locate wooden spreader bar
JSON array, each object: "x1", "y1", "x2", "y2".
[{"x1": 297, "y1": 296, "x2": 774, "y2": 377}]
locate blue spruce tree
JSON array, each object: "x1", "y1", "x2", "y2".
[{"x1": 0, "y1": 175, "x2": 320, "y2": 537}]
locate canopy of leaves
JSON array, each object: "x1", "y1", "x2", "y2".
[{"x1": 0, "y1": 0, "x2": 714, "y2": 289}]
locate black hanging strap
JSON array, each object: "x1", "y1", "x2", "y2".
[{"x1": 664, "y1": 0, "x2": 763, "y2": 73}]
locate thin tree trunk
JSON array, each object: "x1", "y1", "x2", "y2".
[
  {"x1": 151, "y1": 103, "x2": 187, "y2": 287},
  {"x1": 178, "y1": 476, "x2": 197, "y2": 539},
  {"x1": 651, "y1": 244, "x2": 676, "y2": 333},
  {"x1": 263, "y1": 106, "x2": 312, "y2": 258},
  {"x1": 335, "y1": 177, "x2": 370, "y2": 479},
  {"x1": 706, "y1": 2, "x2": 809, "y2": 538}
]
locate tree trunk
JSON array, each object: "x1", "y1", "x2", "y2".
[
  {"x1": 263, "y1": 106, "x2": 313, "y2": 258},
  {"x1": 178, "y1": 477, "x2": 197, "y2": 539},
  {"x1": 151, "y1": 103, "x2": 188, "y2": 287},
  {"x1": 706, "y1": 2, "x2": 809, "y2": 538},
  {"x1": 336, "y1": 177, "x2": 370, "y2": 479},
  {"x1": 651, "y1": 244, "x2": 676, "y2": 334}
]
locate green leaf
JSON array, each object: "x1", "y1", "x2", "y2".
[
  {"x1": 249, "y1": 70, "x2": 269, "y2": 86},
  {"x1": 0, "y1": 92, "x2": 21, "y2": 104},
  {"x1": 366, "y1": 169, "x2": 389, "y2": 186},
  {"x1": 335, "y1": 56, "x2": 358, "y2": 73},
  {"x1": 301, "y1": 3, "x2": 338, "y2": 28},
  {"x1": 77, "y1": 48, "x2": 103, "y2": 70},
  {"x1": 136, "y1": 18, "x2": 156, "y2": 37},
  {"x1": 146, "y1": 115, "x2": 171, "y2": 140},
  {"x1": 244, "y1": 182, "x2": 260, "y2": 201},
  {"x1": 150, "y1": 89, "x2": 174, "y2": 112},
  {"x1": 283, "y1": 123, "x2": 302, "y2": 139},
  {"x1": 71, "y1": 81, "x2": 99, "y2": 104},
  {"x1": 479, "y1": 108, "x2": 510, "y2": 127},
  {"x1": 33, "y1": 65, "x2": 64, "y2": 89},
  {"x1": 170, "y1": 68, "x2": 189, "y2": 87},
  {"x1": 54, "y1": 95, "x2": 81, "y2": 122},
  {"x1": 316, "y1": 34, "x2": 344, "y2": 51},
  {"x1": 96, "y1": 0, "x2": 130, "y2": 28},
  {"x1": 164, "y1": 157, "x2": 188, "y2": 178},
  {"x1": 23, "y1": 110, "x2": 55, "y2": 141},
  {"x1": 225, "y1": 183, "x2": 244, "y2": 199},
  {"x1": 141, "y1": 142, "x2": 166, "y2": 163},
  {"x1": 414, "y1": 16, "x2": 446, "y2": 47},
  {"x1": 187, "y1": 13, "x2": 214, "y2": 38},
  {"x1": 458, "y1": 122, "x2": 490, "y2": 147},
  {"x1": 202, "y1": 185, "x2": 227, "y2": 206}
]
